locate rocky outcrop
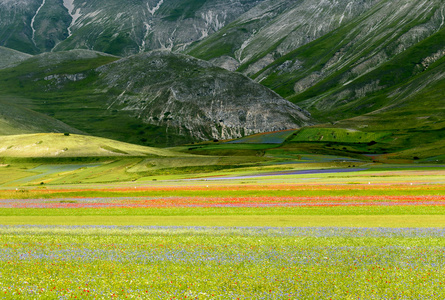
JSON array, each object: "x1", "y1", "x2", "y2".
[
  {"x1": 0, "y1": 49, "x2": 311, "y2": 144},
  {"x1": 96, "y1": 51, "x2": 312, "y2": 141},
  {"x1": 242, "y1": 0, "x2": 445, "y2": 120}
]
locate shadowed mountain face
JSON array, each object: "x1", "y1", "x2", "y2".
[{"x1": 0, "y1": 50, "x2": 311, "y2": 146}]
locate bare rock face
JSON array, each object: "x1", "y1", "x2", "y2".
[
  {"x1": 209, "y1": 56, "x2": 240, "y2": 72},
  {"x1": 96, "y1": 51, "x2": 312, "y2": 140}
]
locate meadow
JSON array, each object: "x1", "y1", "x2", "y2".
[
  {"x1": 1, "y1": 225, "x2": 445, "y2": 299},
  {"x1": 0, "y1": 141, "x2": 444, "y2": 299}
]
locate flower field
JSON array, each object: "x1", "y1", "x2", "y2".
[
  {"x1": 1, "y1": 226, "x2": 445, "y2": 299},
  {"x1": 0, "y1": 194, "x2": 445, "y2": 208},
  {"x1": 0, "y1": 173, "x2": 444, "y2": 298}
]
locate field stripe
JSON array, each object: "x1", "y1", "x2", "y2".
[{"x1": 1, "y1": 215, "x2": 445, "y2": 227}]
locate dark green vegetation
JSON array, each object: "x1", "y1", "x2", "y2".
[
  {"x1": 180, "y1": 126, "x2": 444, "y2": 163},
  {"x1": 157, "y1": 0, "x2": 206, "y2": 22}
]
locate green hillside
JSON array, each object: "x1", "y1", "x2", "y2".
[
  {"x1": 0, "y1": 97, "x2": 83, "y2": 136},
  {"x1": 0, "y1": 133, "x2": 180, "y2": 158},
  {"x1": 0, "y1": 47, "x2": 32, "y2": 69},
  {"x1": 0, "y1": 0, "x2": 444, "y2": 160}
]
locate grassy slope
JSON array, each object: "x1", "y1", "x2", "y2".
[
  {"x1": 0, "y1": 51, "x2": 191, "y2": 147},
  {"x1": 0, "y1": 133, "x2": 180, "y2": 157},
  {"x1": 226, "y1": 129, "x2": 298, "y2": 144},
  {"x1": 0, "y1": 97, "x2": 85, "y2": 136},
  {"x1": 289, "y1": 28, "x2": 445, "y2": 158},
  {"x1": 0, "y1": 46, "x2": 32, "y2": 69},
  {"x1": 256, "y1": 2, "x2": 445, "y2": 110}
]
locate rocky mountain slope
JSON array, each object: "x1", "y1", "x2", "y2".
[
  {"x1": 187, "y1": 0, "x2": 379, "y2": 73},
  {"x1": 96, "y1": 50, "x2": 311, "y2": 141},
  {"x1": 0, "y1": 49, "x2": 311, "y2": 146},
  {"x1": 0, "y1": 0, "x2": 266, "y2": 55},
  {"x1": 247, "y1": 1, "x2": 445, "y2": 119}
]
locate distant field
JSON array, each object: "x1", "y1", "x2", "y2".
[
  {"x1": 290, "y1": 127, "x2": 389, "y2": 143},
  {"x1": 227, "y1": 129, "x2": 298, "y2": 144}
]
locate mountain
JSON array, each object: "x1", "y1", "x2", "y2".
[
  {"x1": 0, "y1": 49, "x2": 311, "y2": 146},
  {"x1": 246, "y1": 1, "x2": 445, "y2": 118},
  {"x1": 187, "y1": 0, "x2": 445, "y2": 156},
  {"x1": 187, "y1": 0, "x2": 379, "y2": 73},
  {"x1": 0, "y1": 0, "x2": 266, "y2": 55},
  {"x1": 0, "y1": 0, "x2": 444, "y2": 156},
  {"x1": 95, "y1": 50, "x2": 311, "y2": 141},
  {"x1": 187, "y1": 0, "x2": 445, "y2": 113}
]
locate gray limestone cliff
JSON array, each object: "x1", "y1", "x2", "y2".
[{"x1": 96, "y1": 51, "x2": 312, "y2": 140}]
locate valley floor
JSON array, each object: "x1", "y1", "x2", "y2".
[{"x1": 0, "y1": 161, "x2": 444, "y2": 298}]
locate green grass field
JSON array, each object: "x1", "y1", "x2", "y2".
[
  {"x1": 290, "y1": 127, "x2": 389, "y2": 144},
  {"x1": 1, "y1": 215, "x2": 445, "y2": 227}
]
